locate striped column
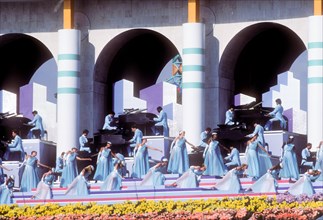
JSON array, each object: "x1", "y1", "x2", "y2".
[
  {"x1": 308, "y1": 15, "x2": 323, "y2": 144},
  {"x1": 182, "y1": 23, "x2": 205, "y2": 148},
  {"x1": 57, "y1": 29, "x2": 81, "y2": 154}
]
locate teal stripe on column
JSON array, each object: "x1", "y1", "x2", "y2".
[
  {"x1": 183, "y1": 65, "x2": 205, "y2": 71},
  {"x1": 58, "y1": 54, "x2": 80, "y2": 60},
  {"x1": 182, "y1": 82, "x2": 204, "y2": 89},
  {"x1": 58, "y1": 71, "x2": 80, "y2": 77},
  {"x1": 308, "y1": 42, "x2": 323, "y2": 49},
  {"x1": 308, "y1": 60, "x2": 323, "y2": 66},
  {"x1": 308, "y1": 77, "x2": 323, "y2": 84},
  {"x1": 183, "y1": 48, "x2": 205, "y2": 54},
  {"x1": 57, "y1": 88, "x2": 80, "y2": 94}
]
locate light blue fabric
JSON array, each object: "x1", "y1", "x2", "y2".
[
  {"x1": 100, "y1": 168, "x2": 122, "y2": 191},
  {"x1": 265, "y1": 104, "x2": 286, "y2": 130},
  {"x1": 127, "y1": 129, "x2": 143, "y2": 156},
  {"x1": 279, "y1": 143, "x2": 299, "y2": 180},
  {"x1": 203, "y1": 140, "x2": 227, "y2": 176},
  {"x1": 28, "y1": 114, "x2": 45, "y2": 138},
  {"x1": 131, "y1": 144, "x2": 150, "y2": 178},
  {"x1": 93, "y1": 148, "x2": 113, "y2": 181},
  {"x1": 20, "y1": 156, "x2": 40, "y2": 192},
  {"x1": 257, "y1": 146, "x2": 273, "y2": 177},
  {"x1": 55, "y1": 156, "x2": 64, "y2": 173},
  {"x1": 0, "y1": 180, "x2": 14, "y2": 204},
  {"x1": 225, "y1": 148, "x2": 241, "y2": 168},
  {"x1": 33, "y1": 173, "x2": 55, "y2": 199},
  {"x1": 140, "y1": 165, "x2": 166, "y2": 187},
  {"x1": 199, "y1": 131, "x2": 210, "y2": 148},
  {"x1": 153, "y1": 110, "x2": 169, "y2": 137},
  {"x1": 288, "y1": 173, "x2": 315, "y2": 196},
  {"x1": 225, "y1": 109, "x2": 234, "y2": 125},
  {"x1": 251, "y1": 171, "x2": 277, "y2": 193},
  {"x1": 246, "y1": 124, "x2": 265, "y2": 146},
  {"x1": 301, "y1": 148, "x2": 314, "y2": 168},
  {"x1": 79, "y1": 135, "x2": 90, "y2": 152},
  {"x1": 65, "y1": 172, "x2": 91, "y2": 196},
  {"x1": 246, "y1": 141, "x2": 260, "y2": 179},
  {"x1": 167, "y1": 138, "x2": 189, "y2": 175},
  {"x1": 102, "y1": 114, "x2": 117, "y2": 130},
  {"x1": 315, "y1": 144, "x2": 323, "y2": 181},
  {"x1": 175, "y1": 167, "x2": 203, "y2": 188},
  {"x1": 0, "y1": 159, "x2": 5, "y2": 185},
  {"x1": 214, "y1": 169, "x2": 242, "y2": 193},
  {"x1": 60, "y1": 152, "x2": 78, "y2": 187},
  {"x1": 4, "y1": 134, "x2": 25, "y2": 162}
]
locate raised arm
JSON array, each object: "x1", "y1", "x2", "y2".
[{"x1": 147, "y1": 145, "x2": 163, "y2": 153}]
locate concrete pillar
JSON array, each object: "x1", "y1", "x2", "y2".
[
  {"x1": 307, "y1": 15, "x2": 323, "y2": 144},
  {"x1": 182, "y1": 23, "x2": 205, "y2": 148},
  {"x1": 57, "y1": 29, "x2": 81, "y2": 154}
]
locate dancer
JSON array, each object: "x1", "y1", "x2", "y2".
[
  {"x1": 0, "y1": 175, "x2": 15, "y2": 204},
  {"x1": 20, "y1": 151, "x2": 51, "y2": 192},
  {"x1": 264, "y1": 98, "x2": 286, "y2": 130},
  {"x1": 315, "y1": 141, "x2": 323, "y2": 181},
  {"x1": 212, "y1": 164, "x2": 248, "y2": 193},
  {"x1": 60, "y1": 148, "x2": 92, "y2": 187},
  {"x1": 113, "y1": 153, "x2": 128, "y2": 177},
  {"x1": 279, "y1": 136, "x2": 299, "y2": 182},
  {"x1": 100, "y1": 160, "x2": 123, "y2": 191},
  {"x1": 0, "y1": 158, "x2": 13, "y2": 184},
  {"x1": 131, "y1": 138, "x2": 162, "y2": 178},
  {"x1": 31, "y1": 168, "x2": 56, "y2": 200},
  {"x1": 167, "y1": 131, "x2": 195, "y2": 175},
  {"x1": 140, "y1": 157, "x2": 168, "y2": 187},
  {"x1": 169, "y1": 165, "x2": 206, "y2": 188},
  {"x1": 287, "y1": 169, "x2": 321, "y2": 196},
  {"x1": 203, "y1": 132, "x2": 227, "y2": 177},
  {"x1": 65, "y1": 165, "x2": 95, "y2": 196},
  {"x1": 55, "y1": 152, "x2": 65, "y2": 181},
  {"x1": 191, "y1": 127, "x2": 212, "y2": 153},
  {"x1": 93, "y1": 142, "x2": 115, "y2": 182},
  {"x1": 301, "y1": 143, "x2": 314, "y2": 169},
  {"x1": 224, "y1": 146, "x2": 241, "y2": 169}
]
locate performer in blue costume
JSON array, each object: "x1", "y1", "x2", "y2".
[
  {"x1": 246, "y1": 122, "x2": 265, "y2": 146},
  {"x1": 0, "y1": 175, "x2": 15, "y2": 204},
  {"x1": 113, "y1": 153, "x2": 128, "y2": 177},
  {"x1": 279, "y1": 136, "x2": 299, "y2": 182},
  {"x1": 167, "y1": 131, "x2": 195, "y2": 175},
  {"x1": 212, "y1": 164, "x2": 247, "y2": 193},
  {"x1": 170, "y1": 165, "x2": 206, "y2": 188},
  {"x1": 55, "y1": 152, "x2": 65, "y2": 181},
  {"x1": 31, "y1": 169, "x2": 56, "y2": 200},
  {"x1": 264, "y1": 98, "x2": 286, "y2": 131},
  {"x1": 0, "y1": 158, "x2": 12, "y2": 184},
  {"x1": 224, "y1": 146, "x2": 241, "y2": 169},
  {"x1": 3, "y1": 129, "x2": 25, "y2": 162},
  {"x1": 126, "y1": 124, "x2": 143, "y2": 157},
  {"x1": 315, "y1": 141, "x2": 323, "y2": 181},
  {"x1": 203, "y1": 132, "x2": 227, "y2": 177},
  {"x1": 301, "y1": 143, "x2": 314, "y2": 169},
  {"x1": 225, "y1": 106, "x2": 235, "y2": 126},
  {"x1": 27, "y1": 110, "x2": 45, "y2": 139},
  {"x1": 152, "y1": 106, "x2": 169, "y2": 137},
  {"x1": 140, "y1": 157, "x2": 168, "y2": 187},
  {"x1": 79, "y1": 129, "x2": 91, "y2": 153},
  {"x1": 102, "y1": 111, "x2": 117, "y2": 131},
  {"x1": 60, "y1": 148, "x2": 92, "y2": 187},
  {"x1": 101, "y1": 160, "x2": 123, "y2": 191},
  {"x1": 287, "y1": 169, "x2": 321, "y2": 196},
  {"x1": 131, "y1": 138, "x2": 162, "y2": 178},
  {"x1": 191, "y1": 127, "x2": 211, "y2": 153},
  {"x1": 65, "y1": 165, "x2": 94, "y2": 196},
  {"x1": 20, "y1": 151, "x2": 50, "y2": 192},
  {"x1": 93, "y1": 142, "x2": 116, "y2": 182}
]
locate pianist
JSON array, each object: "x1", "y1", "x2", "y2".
[
  {"x1": 126, "y1": 124, "x2": 143, "y2": 157},
  {"x1": 3, "y1": 129, "x2": 25, "y2": 162},
  {"x1": 152, "y1": 106, "x2": 169, "y2": 137},
  {"x1": 102, "y1": 111, "x2": 117, "y2": 131},
  {"x1": 264, "y1": 98, "x2": 286, "y2": 131},
  {"x1": 79, "y1": 129, "x2": 91, "y2": 153},
  {"x1": 225, "y1": 106, "x2": 235, "y2": 126},
  {"x1": 27, "y1": 110, "x2": 45, "y2": 139}
]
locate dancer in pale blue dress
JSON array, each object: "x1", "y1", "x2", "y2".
[
  {"x1": 32, "y1": 169, "x2": 55, "y2": 200},
  {"x1": 279, "y1": 136, "x2": 299, "y2": 182},
  {"x1": 167, "y1": 131, "x2": 195, "y2": 175},
  {"x1": 132, "y1": 138, "x2": 162, "y2": 178},
  {"x1": 65, "y1": 165, "x2": 94, "y2": 196},
  {"x1": 101, "y1": 160, "x2": 123, "y2": 191},
  {"x1": 203, "y1": 133, "x2": 227, "y2": 177},
  {"x1": 60, "y1": 148, "x2": 92, "y2": 187},
  {"x1": 224, "y1": 146, "x2": 241, "y2": 169},
  {"x1": 93, "y1": 142, "x2": 116, "y2": 182},
  {"x1": 113, "y1": 153, "x2": 128, "y2": 177},
  {"x1": 212, "y1": 164, "x2": 247, "y2": 193},
  {"x1": 287, "y1": 169, "x2": 321, "y2": 196},
  {"x1": 246, "y1": 122, "x2": 265, "y2": 146},
  {"x1": 0, "y1": 158, "x2": 12, "y2": 184},
  {"x1": 0, "y1": 175, "x2": 15, "y2": 204},
  {"x1": 20, "y1": 151, "x2": 50, "y2": 192},
  {"x1": 315, "y1": 141, "x2": 323, "y2": 181},
  {"x1": 170, "y1": 165, "x2": 206, "y2": 188},
  {"x1": 140, "y1": 157, "x2": 168, "y2": 187}
]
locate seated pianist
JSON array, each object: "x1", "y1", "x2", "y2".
[{"x1": 101, "y1": 111, "x2": 118, "y2": 133}]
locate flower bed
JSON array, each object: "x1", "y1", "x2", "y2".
[{"x1": 0, "y1": 194, "x2": 322, "y2": 219}]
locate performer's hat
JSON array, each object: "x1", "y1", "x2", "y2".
[
  {"x1": 107, "y1": 141, "x2": 112, "y2": 145},
  {"x1": 212, "y1": 132, "x2": 217, "y2": 135},
  {"x1": 9, "y1": 175, "x2": 14, "y2": 180},
  {"x1": 289, "y1": 135, "x2": 294, "y2": 139},
  {"x1": 161, "y1": 157, "x2": 168, "y2": 162},
  {"x1": 89, "y1": 165, "x2": 95, "y2": 171}
]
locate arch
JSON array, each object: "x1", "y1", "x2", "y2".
[
  {"x1": 0, "y1": 33, "x2": 53, "y2": 99},
  {"x1": 219, "y1": 22, "x2": 306, "y2": 103},
  {"x1": 94, "y1": 29, "x2": 179, "y2": 113}
]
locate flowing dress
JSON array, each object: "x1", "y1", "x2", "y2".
[
  {"x1": 65, "y1": 171, "x2": 91, "y2": 196},
  {"x1": 246, "y1": 141, "x2": 260, "y2": 179},
  {"x1": 20, "y1": 156, "x2": 39, "y2": 192},
  {"x1": 167, "y1": 138, "x2": 189, "y2": 175},
  {"x1": 140, "y1": 165, "x2": 166, "y2": 187},
  {"x1": 203, "y1": 140, "x2": 227, "y2": 176},
  {"x1": 315, "y1": 145, "x2": 323, "y2": 181},
  {"x1": 250, "y1": 171, "x2": 277, "y2": 193},
  {"x1": 33, "y1": 173, "x2": 55, "y2": 199},
  {"x1": 131, "y1": 144, "x2": 150, "y2": 178},
  {"x1": 0, "y1": 179, "x2": 14, "y2": 204},
  {"x1": 279, "y1": 143, "x2": 299, "y2": 180},
  {"x1": 93, "y1": 148, "x2": 113, "y2": 181},
  {"x1": 174, "y1": 166, "x2": 204, "y2": 188},
  {"x1": 60, "y1": 152, "x2": 78, "y2": 187},
  {"x1": 0, "y1": 159, "x2": 5, "y2": 185},
  {"x1": 100, "y1": 168, "x2": 122, "y2": 191},
  {"x1": 287, "y1": 172, "x2": 317, "y2": 196},
  {"x1": 214, "y1": 168, "x2": 242, "y2": 193}
]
